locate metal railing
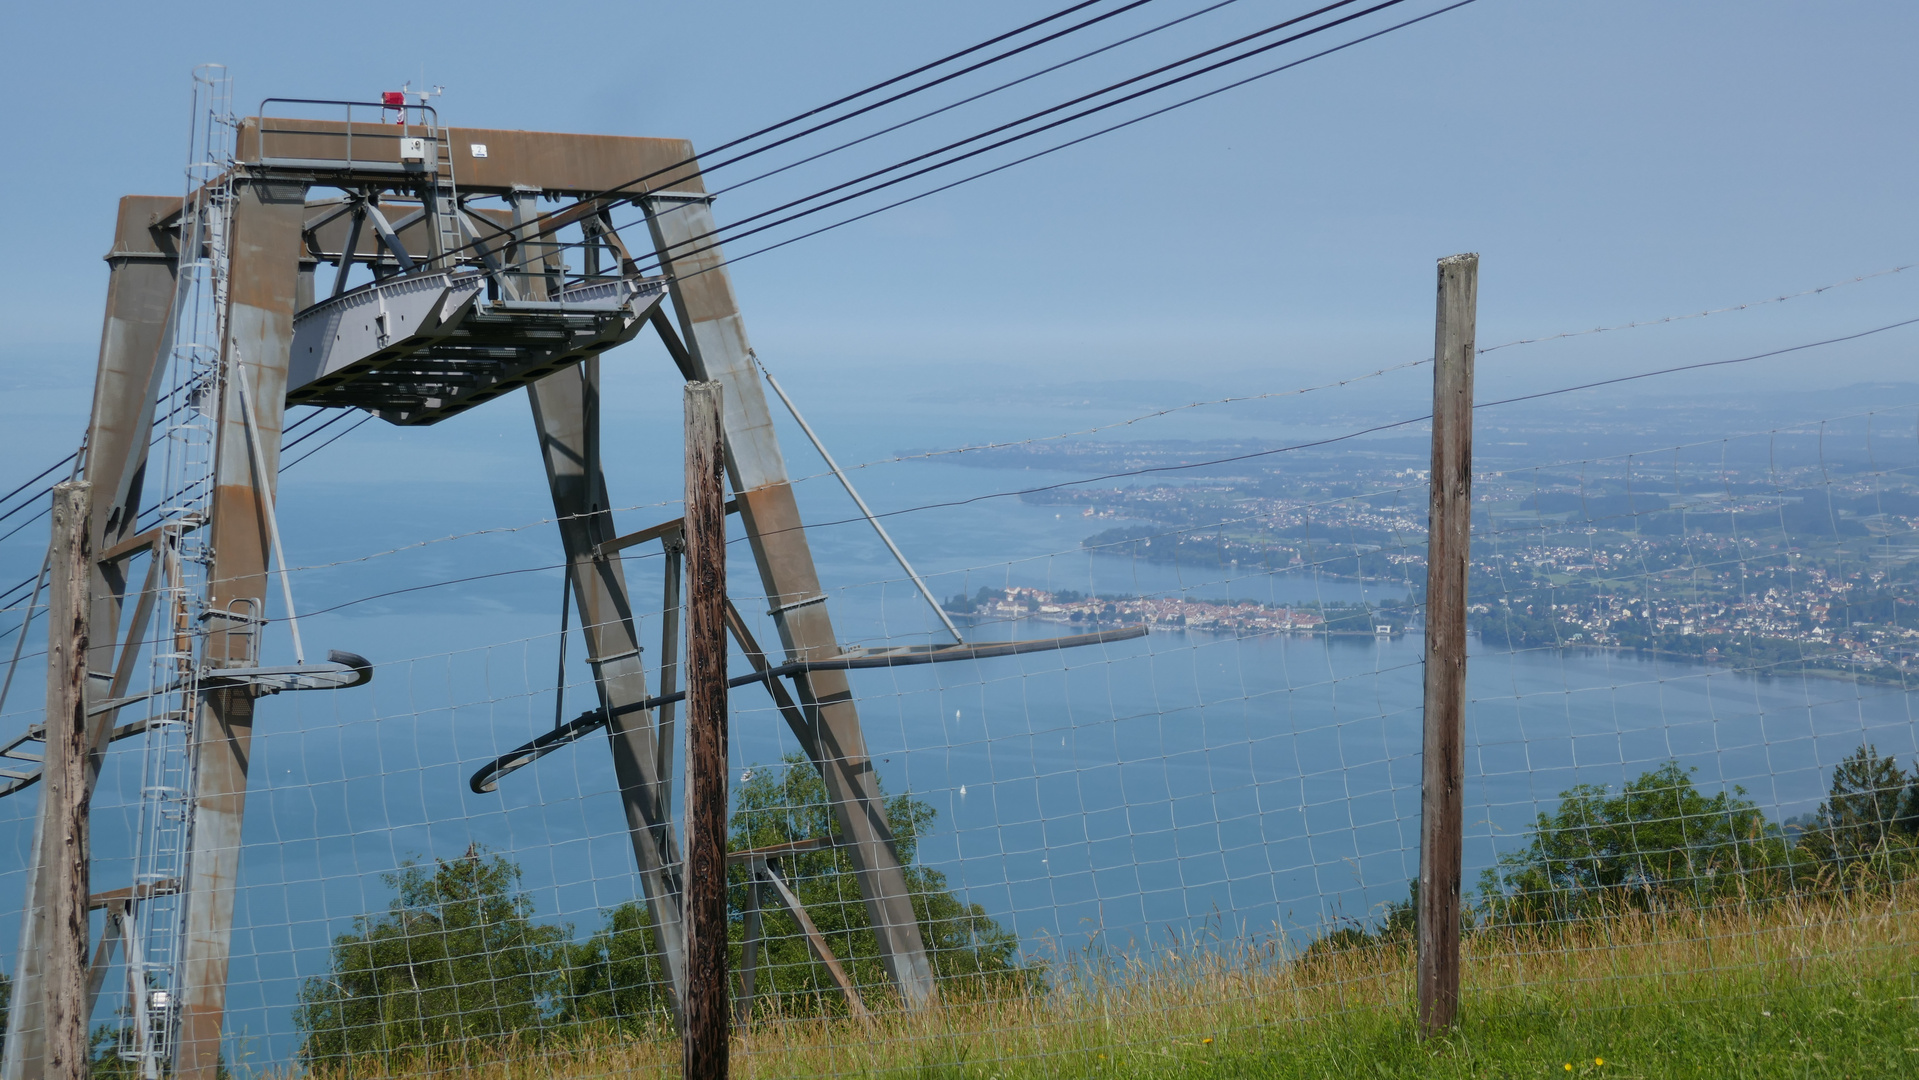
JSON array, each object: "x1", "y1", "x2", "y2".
[{"x1": 250, "y1": 97, "x2": 442, "y2": 171}]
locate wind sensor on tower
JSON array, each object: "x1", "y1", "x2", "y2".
[{"x1": 2, "y1": 70, "x2": 1141, "y2": 1080}]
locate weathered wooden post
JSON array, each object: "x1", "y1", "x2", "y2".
[
  {"x1": 1417, "y1": 253, "x2": 1476, "y2": 1035},
  {"x1": 45, "y1": 481, "x2": 92, "y2": 1080},
  {"x1": 682, "y1": 381, "x2": 729, "y2": 1079}
]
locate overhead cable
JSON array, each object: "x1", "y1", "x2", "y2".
[
  {"x1": 430, "y1": 0, "x2": 1373, "y2": 268},
  {"x1": 0, "y1": 403, "x2": 326, "y2": 535},
  {"x1": 0, "y1": 453, "x2": 77, "y2": 511},
  {"x1": 643, "y1": 0, "x2": 1476, "y2": 281},
  {"x1": 424, "y1": 0, "x2": 1165, "y2": 266},
  {"x1": 281, "y1": 413, "x2": 375, "y2": 470},
  {"x1": 643, "y1": 0, "x2": 1398, "y2": 264},
  {"x1": 710, "y1": 0, "x2": 1256, "y2": 201},
  {"x1": 1479, "y1": 264, "x2": 1919, "y2": 354}
]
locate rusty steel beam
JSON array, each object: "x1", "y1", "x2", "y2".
[
  {"x1": 518, "y1": 187, "x2": 690, "y2": 1019},
  {"x1": 528, "y1": 365, "x2": 692, "y2": 1017},
  {"x1": 174, "y1": 175, "x2": 308, "y2": 1080},
  {"x1": 4, "y1": 194, "x2": 181, "y2": 1080},
  {"x1": 642, "y1": 191, "x2": 937, "y2": 1009}
]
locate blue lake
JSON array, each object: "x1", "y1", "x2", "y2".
[{"x1": 3, "y1": 386, "x2": 1916, "y2": 1069}]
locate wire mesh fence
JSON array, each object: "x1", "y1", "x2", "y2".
[{"x1": 4, "y1": 329, "x2": 1919, "y2": 1076}]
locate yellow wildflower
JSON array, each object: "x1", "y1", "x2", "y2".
[{"x1": 1595, "y1": 1059, "x2": 1604, "y2": 1067}]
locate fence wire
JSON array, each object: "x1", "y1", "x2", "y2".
[{"x1": 2, "y1": 342, "x2": 1918, "y2": 1078}]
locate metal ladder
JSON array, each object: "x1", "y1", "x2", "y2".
[
  {"x1": 429, "y1": 183, "x2": 464, "y2": 268},
  {"x1": 422, "y1": 117, "x2": 464, "y2": 269},
  {"x1": 120, "y1": 64, "x2": 237, "y2": 1080}
]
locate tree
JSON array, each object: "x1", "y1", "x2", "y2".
[
  {"x1": 1902, "y1": 764, "x2": 1919, "y2": 838},
  {"x1": 731, "y1": 755, "x2": 1029, "y2": 1005},
  {"x1": 552, "y1": 901, "x2": 674, "y2": 1036},
  {"x1": 554, "y1": 755, "x2": 1032, "y2": 1029},
  {"x1": 294, "y1": 845, "x2": 567, "y2": 1065},
  {"x1": 300, "y1": 763, "x2": 1031, "y2": 1052},
  {"x1": 1479, "y1": 762, "x2": 1799, "y2": 923},
  {"x1": 726, "y1": 756, "x2": 1029, "y2": 1016},
  {"x1": 1799, "y1": 745, "x2": 1915, "y2": 868}
]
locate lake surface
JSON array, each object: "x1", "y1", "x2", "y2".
[{"x1": 3, "y1": 385, "x2": 1916, "y2": 1069}]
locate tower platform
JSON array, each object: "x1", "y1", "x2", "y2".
[{"x1": 286, "y1": 271, "x2": 666, "y2": 424}]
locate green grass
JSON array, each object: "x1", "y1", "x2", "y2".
[
  {"x1": 294, "y1": 887, "x2": 1919, "y2": 1080},
  {"x1": 1005, "y1": 975, "x2": 1917, "y2": 1079}
]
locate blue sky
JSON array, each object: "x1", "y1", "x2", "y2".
[{"x1": 2, "y1": 0, "x2": 1915, "y2": 448}]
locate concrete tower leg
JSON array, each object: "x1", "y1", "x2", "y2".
[
  {"x1": 642, "y1": 192, "x2": 937, "y2": 1009},
  {"x1": 175, "y1": 176, "x2": 308, "y2": 1080},
  {"x1": 4, "y1": 195, "x2": 182, "y2": 1080}
]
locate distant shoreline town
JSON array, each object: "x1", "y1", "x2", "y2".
[
  {"x1": 943, "y1": 586, "x2": 1407, "y2": 637},
  {"x1": 984, "y1": 438, "x2": 1919, "y2": 686}
]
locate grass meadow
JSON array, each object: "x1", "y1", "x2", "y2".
[{"x1": 290, "y1": 880, "x2": 1919, "y2": 1080}]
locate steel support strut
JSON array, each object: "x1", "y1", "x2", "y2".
[
  {"x1": 5, "y1": 196, "x2": 182, "y2": 1080},
  {"x1": 642, "y1": 191, "x2": 937, "y2": 1009},
  {"x1": 516, "y1": 191, "x2": 691, "y2": 1018},
  {"x1": 174, "y1": 176, "x2": 308, "y2": 1080}
]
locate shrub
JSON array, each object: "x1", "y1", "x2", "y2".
[{"x1": 1300, "y1": 880, "x2": 1421, "y2": 961}]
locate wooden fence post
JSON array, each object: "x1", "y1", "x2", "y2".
[
  {"x1": 682, "y1": 382, "x2": 729, "y2": 1080},
  {"x1": 1418, "y1": 253, "x2": 1476, "y2": 1036},
  {"x1": 45, "y1": 480, "x2": 92, "y2": 1080}
]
